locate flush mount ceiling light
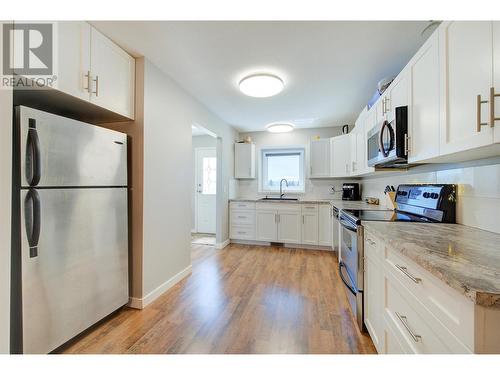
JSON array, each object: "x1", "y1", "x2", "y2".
[
  {"x1": 239, "y1": 74, "x2": 284, "y2": 97},
  {"x1": 266, "y1": 122, "x2": 294, "y2": 133}
]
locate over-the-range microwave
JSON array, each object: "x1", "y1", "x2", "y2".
[{"x1": 367, "y1": 105, "x2": 408, "y2": 168}]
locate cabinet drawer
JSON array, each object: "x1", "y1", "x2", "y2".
[
  {"x1": 301, "y1": 204, "x2": 318, "y2": 212},
  {"x1": 384, "y1": 273, "x2": 453, "y2": 354},
  {"x1": 231, "y1": 210, "x2": 255, "y2": 225},
  {"x1": 230, "y1": 201, "x2": 255, "y2": 210},
  {"x1": 384, "y1": 247, "x2": 474, "y2": 349},
  {"x1": 230, "y1": 225, "x2": 255, "y2": 240}
]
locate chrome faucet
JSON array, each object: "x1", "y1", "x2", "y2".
[{"x1": 280, "y1": 179, "x2": 288, "y2": 199}]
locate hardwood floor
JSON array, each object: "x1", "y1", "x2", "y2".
[{"x1": 59, "y1": 244, "x2": 376, "y2": 354}]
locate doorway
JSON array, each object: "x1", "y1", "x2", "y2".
[{"x1": 192, "y1": 125, "x2": 218, "y2": 246}]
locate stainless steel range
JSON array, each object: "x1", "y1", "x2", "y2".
[{"x1": 338, "y1": 184, "x2": 457, "y2": 331}]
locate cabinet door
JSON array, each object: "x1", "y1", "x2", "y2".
[
  {"x1": 376, "y1": 93, "x2": 387, "y2": 124},
  {"x1": 493, "y1": 22, "x2": 500, "y2": 144},
  {"x1": 53, "y1": 22, "x2": 91, "y2": 101},
  {"x1": 277, "y1": 212, "x2": 301, "y2": 244},
  {"x1": 439, "y1": 21, "x2": 493, "y2": 155},
  {"x1": 364, "y1": 255, "x2": 384, "y2": 352},
  {"x1": 301, "y1": 212, "x2": 318, "y2": 245},
  {"x1": 408, "y1": 32, "x2": 440, "y2": 162},
  {"x1": 365, "y1": 105, "x2": 377, "y2": 133},
  {"x1": 349, "y1": 130, "x2": 358, "y2": 175},
  {"x1": 318, "y1": 205, "x2": 332, "y2": 247},
  {"x1": 331, "y1": 135, "x2": 350, "y2": 177},
  {"x1": 235, "y1": 143, "x2": 255, "y2": 178},
  {"x1": 256, "y1": 210, "x2": 277, "y2": 241},
  {"x1": 386, "y1": 71, "x2": 409, "y2": 123},
  {"x1": 90, "y1": 27, "x2": 135, "y2": 119},
  {"x1": 310, "y1": 139, "x2": 331, "y2": 177}
]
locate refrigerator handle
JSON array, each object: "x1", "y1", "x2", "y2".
[
  {"x1": 25, "y1": 189, "x2": 41, "y2": 258},
  {"x1": 26, "y1": 126, "x2": 41, "y2": 186}
]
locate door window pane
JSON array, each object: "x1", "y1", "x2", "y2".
[{"x1": 202, "y1": 157, "x2": 216, "y2": 194}]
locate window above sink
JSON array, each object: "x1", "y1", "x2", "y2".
[{"x1": 260, "y1": 147, "x2": 305, "y2": 193}]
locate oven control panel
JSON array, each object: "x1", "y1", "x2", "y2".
[{"x1": 395, "y1": 184, "x2": 454, "y2": 210}]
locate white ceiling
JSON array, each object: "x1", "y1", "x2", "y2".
[{"x1": 92, "y1": 21, "x2": 431, "y2": 132}]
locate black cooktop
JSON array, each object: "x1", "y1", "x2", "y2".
[{"x1": 342, "y1": 209, "x2": 436, "y2": 224}]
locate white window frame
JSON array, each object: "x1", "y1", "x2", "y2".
[{"x1": 259, "y1": 146, "x2": 305, "y2": 193}]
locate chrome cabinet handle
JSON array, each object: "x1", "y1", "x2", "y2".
[
  {"x1": 395, "y1": 312, "x2": 421, "y2": 342},
  {"x1": 476, "y1": 94, "x2": 488, "y2": 132},
  {"x1": 395, "y1": 264, "x2": 421, "y2": 284},
  {"x1": 302, "y1": 215, "x2": 305, "y2": 224},
  {"x1": 404, "y1": 134, "x2": 410, "y2": 156},
  {"x1": 83, "y1": 70, "x2": 91, "y2": 92},
  {"x1": 92, "y1": 75, "x2": 99, "y2": 96},
  {"x1": 490, "y1": 87, "x2": 500, "y2": 128},
  {"x1": 248, "y1": 167, "x2": 251, "y2": 176}
]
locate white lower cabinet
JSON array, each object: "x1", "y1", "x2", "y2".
[
  {"x1": 277, "y1": 211, "x2": 301, "y2": 244},
  {"x1": 231, "y1": 202, "x2": 333, "y2": 249},
  {"x1": 318, "y1": 205, "x2": 332, "y2": 246},
  {"x1": 364, "y1": 228, "x2": 475, "y2": 354},
  {"x1": 301, "y1": 205, "x2": 319, "y2": 245},
  {"x1": 364, "y1": 232, "x2": 385, "y2": 353},
  {"x1": 255, "y1": 203, "x2": 302, "y2": 243},
  {"x1": 255, "y1": 210, "x2": 277, "y2": 242}
]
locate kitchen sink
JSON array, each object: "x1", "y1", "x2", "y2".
[{"x1": 259, "y1": 197, "x2": 299, "y2": 201}]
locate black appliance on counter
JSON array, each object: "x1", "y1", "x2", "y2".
[
  {"x1": 367, "y1": 105, "x2": 408, "y2": 168},
  {"x1": 342, "y1": 183, "x2": 360, "y2": 201},
  {"x1": 337, "y1": 184, "x2": 457, "y2": 331}
]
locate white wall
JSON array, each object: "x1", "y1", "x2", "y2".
[
  {"x1": 191, "y1": 135, "x2": 217, "y2": 231},
  {"x1": 142, "y1": 59, "x2": 237, "y2": 297},
  {"x1": 361, "y1": 158, "x2": 500, "y2": 234},
  {"x1": 238, "y1": 127, "x2": 357, "y2": 200},
  {"x1": 0, "y1": 78, "x2": 12, "y2": 354}
]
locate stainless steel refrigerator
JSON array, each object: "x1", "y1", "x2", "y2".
[{"x1": 11, "y1": 106, "x2": 129, "y2": 354}]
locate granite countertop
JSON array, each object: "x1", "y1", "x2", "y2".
[
  {"x1": 230, "y1": 198, "x2": 389, "y2": 210},
  {"x1": 363, "y1": 221, "x2": 500, "y2": 308}
]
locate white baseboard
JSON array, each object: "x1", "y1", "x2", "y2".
[
  {"x1": 215, "y1": 239, "x2": 230, "y2": 249},
  {"x1": 127, "y1": 264, "x2": 192, "y2": 309}
]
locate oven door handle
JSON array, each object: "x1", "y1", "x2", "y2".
[
  {"x1": 339, "y1": 261, "x2": 357, "y2": 296},
  {"x1": 339, "y1": 218, "x2": 357, "y2": 233}
]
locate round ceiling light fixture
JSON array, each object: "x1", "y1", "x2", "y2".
[
  {"x1": 239, "y1": 74, "x2": 284, "y2": 97},
  {"x1": 266, "y1": 122, "x2": 294, "y2": 133}
]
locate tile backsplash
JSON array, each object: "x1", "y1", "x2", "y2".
[
  {"x1": 361, "y1": 159, "x2": 500, "y2": 234},
  {"x1": 237, "y1": 177, "x2": 356, "y2": 201}
]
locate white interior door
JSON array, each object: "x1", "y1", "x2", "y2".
[{"x1": 195, "y1": 148, "x2": 216, "y2": 234}]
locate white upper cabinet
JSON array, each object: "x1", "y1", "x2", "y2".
[
  {"x1": 234, "y1": 143, "x2": 255, "y2": 179},
  {"x1": 408, "y1": 31, "x2": 440, "y2": 162},
  {"x1": 13, "y1": 21, "x2": 135, "y2": 119},
  {"x1": 90, "y1": 27, "x2": 135, "y2": 119},
  {"x1": 493, "y1": 22, "x2": 500, "y2": 144},
  {"x1": 53, "y1": 22, "x2": 91, "y2": 102},
  {"x1": 385, "y1": 69, "x2": 409, "y2": 123},
  {"x1": 330, "y1": 134, "x2": 351, "y2": 177},
  {"x1": 439, "y1": 21, "x2": 494, "y2": 155},
  {"x1": 310, "y1": 139, "x2": 331, "y2": 178}
]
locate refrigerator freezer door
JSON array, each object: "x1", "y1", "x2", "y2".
[
  {"x1": 20, "y1": 188, "x2": 128, "y2": 353},
  {"x1": 18, "y1": 106, "x2": 127, "y2": 188}
]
